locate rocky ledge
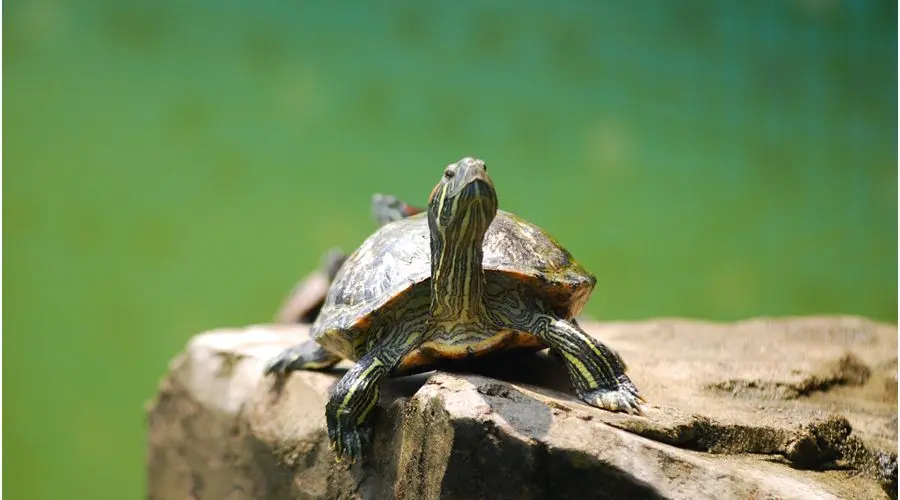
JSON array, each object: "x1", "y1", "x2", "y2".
[{"x1": 147, "y1": 317, "x2": 897, "y2": 499}]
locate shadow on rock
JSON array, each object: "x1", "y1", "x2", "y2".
[{"x1": 438, "y1": 417, "x2": 665, "y2": 500}]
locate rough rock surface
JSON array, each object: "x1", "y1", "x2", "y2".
[{"x1": 147, "y1": 317, "x2": 898, "y2": 499}]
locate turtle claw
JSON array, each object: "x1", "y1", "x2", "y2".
[
  {"x1": 325, "y1": 401, "x2": 373, "y2": 463},
  {"x1": 580, "y1": 377, "x2": 645, "y2": 416},
  {"x1": 327, "y1": 419, "x2": 372, "y2": 464}
]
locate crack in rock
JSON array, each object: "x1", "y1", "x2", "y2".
[
  {"x1": 707, "y1": 353, "x2": 872, "y2": 400},
  {"x1": 612, "y1": 412, "x2": 898, "y2": 495}
]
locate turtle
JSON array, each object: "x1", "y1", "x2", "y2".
[{"x1": 265, "y1": 157, "x2": 643, "y2": 462}]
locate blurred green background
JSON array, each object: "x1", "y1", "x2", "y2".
[{"x1": 4, "y1": 0, "x2": 897, "y2": 498}]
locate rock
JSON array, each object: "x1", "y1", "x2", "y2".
[{"x1": 147, "y1": 317, "x2": 898, "y2": 499}]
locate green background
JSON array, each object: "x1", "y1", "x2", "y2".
[{"x1": 4, "y1": 0, "x2": 896, "y2": 498}]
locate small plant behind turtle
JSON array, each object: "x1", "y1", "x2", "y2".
[{"x1": 265, "y1": 157, "x2": 644, "y2": 462}]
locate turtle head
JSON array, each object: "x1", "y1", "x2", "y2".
[
  {"x1": 426, "y1": 157, "x2": 497, "y2": 323},
  {"x1": 427, "y1": 157, "x2": 498, "y2": 234}
]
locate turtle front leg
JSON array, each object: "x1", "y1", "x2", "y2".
[
  {"x1": 325, "y1": 351, "x2": 387, "y2": 462},
  {"x1": 326, "y1": 328, "x2": 428, "y2": 462},
  {"x1": 264, "y1": 340, "x2": 342, "y2": 374},
  {"x1": 507, "y1": 314, "x2": 643, "y2": 414}
]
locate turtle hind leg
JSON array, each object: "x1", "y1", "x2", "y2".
[
  {"x1": 504, "y1": 313, "x2": 644, "y2": 414},
  {"x1": 264, "y1": 340, "x2": 342, "y2": 375}
]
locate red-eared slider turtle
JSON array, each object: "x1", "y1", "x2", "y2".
[{"x1": 265, "y1": 157, "x2": 643, "y2": 461}]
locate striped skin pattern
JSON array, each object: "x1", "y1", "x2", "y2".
[{"x1": 265, "y1": 157, "x2": 643, "y2": 462}]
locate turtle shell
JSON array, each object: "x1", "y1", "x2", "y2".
[{"x1": 311, "y1": 209, "x2": 596, "y2": 359}]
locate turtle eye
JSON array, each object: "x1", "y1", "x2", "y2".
[{"x1": 444, "y1": 168, "x2": 455, "y2": 179}]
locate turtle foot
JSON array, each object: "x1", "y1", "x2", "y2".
[
  {"x1": 264, "y1": 341, "x2": 340, "y2": 375},
  {"x1": 263, "y1": 348, "x2": 303, "y2": 375},
  {"x1": 579, "y1": 376, "x2": 645, "y2": 416},
  {"x1": 327, "y1": 417, "x2": 372, "y2": 464}
]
